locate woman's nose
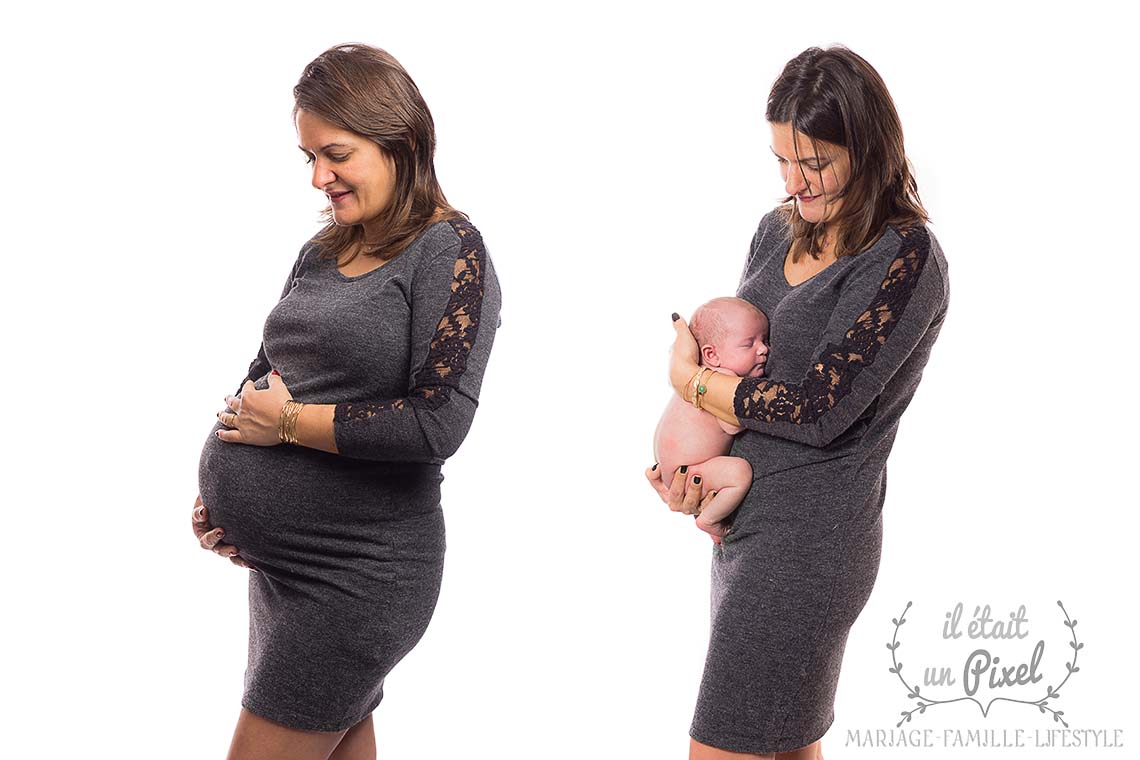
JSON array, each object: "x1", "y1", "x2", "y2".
[
  {"x1": 784, "y1": 166, "x2": 807, "y2": 196},
  {"x1": 311, "y1": 161, "x2": 337, "y2": 191}
]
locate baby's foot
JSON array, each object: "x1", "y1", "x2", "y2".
[{"x1": 695, "y1": 515, "x2": 730, "y2": 545}]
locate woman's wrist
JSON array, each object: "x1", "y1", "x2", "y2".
[
  {"x1": 292, "y1": 403, "x2": 340, "y2": 455},
  {"x1": 672, "y1": 360, "x2": 701, "y2": 401},
  {"x1": 278, "y1": 400, "x2": 305, "y2": 444}
]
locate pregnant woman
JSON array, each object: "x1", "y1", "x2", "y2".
[
  {"x1": 191, "y1": 44, "x2": 501, "y2": 759},
  {"x1": 648, "y1": 46, "x2": 949, "y2": 759}
]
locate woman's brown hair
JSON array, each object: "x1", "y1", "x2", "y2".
[
  {"x1": 293, "y1": 43, "x2": 465, "y2": 264},
  {"x1": 767, "y1": 45, "x2": 928, "y2": 262}
]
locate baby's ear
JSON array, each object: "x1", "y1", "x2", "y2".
[{"x1": 701, "y1": 344, "x2": 720, "y2": 367}]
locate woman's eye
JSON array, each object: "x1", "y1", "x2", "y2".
[{"x1": 304, "y1": 154, "x2": 348, "y2": 164}]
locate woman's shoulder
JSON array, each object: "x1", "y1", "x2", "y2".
[
  {"x1": 410, "y1": 216, "x2": 489, "y2": 263},
  {"x1": 406, "y1": 217, "x2": 499, "y2": 298},
  {"x1": 843, "y1": 221, "x2": 949, "y2": 310},
  {"x1": 754, "y1": 206, "x2": 790, "y2": 243},
  {"x1": 742, "y1": 206, "x2": 791, "y2": 271},
  {"x1": 864, "y1": 221, "x2": 948, "y2": 284}
]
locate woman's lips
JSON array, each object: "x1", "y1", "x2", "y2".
[
  {"x1": 798, "y1": 194, "x2": 819, "y2": 203},
  {"x1": 329, "y1": 191, "x2": 352, "y2": 204}
]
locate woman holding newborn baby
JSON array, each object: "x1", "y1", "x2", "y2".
[
  {"x1": 647, "y1": 46, "x2": 950, "y2": 759},
  {"x1": 191, "y1": 44, "x2": 501, "y2": 758}
]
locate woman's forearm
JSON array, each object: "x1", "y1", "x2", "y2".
[
  {"x1": 673, "y1": 364, "x2": 744, "y2": 427},
  {"x1": 292, "y1": 403, "x2": 339, "y2": 455},
  {"x1": 694, "y1": 371, "x2": 744, "y2": 427}
]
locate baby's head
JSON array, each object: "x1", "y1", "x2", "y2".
[{"x1": 689, "y1": 297, "x2": 770, "y2": 378}]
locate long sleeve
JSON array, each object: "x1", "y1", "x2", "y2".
[
  {"x1": 331, "y1": 220, "x2": 501, "y2": 463},
  {"x1": 733, "y1": 225, "x2": 948, "y2": 447},
  {"x1": 236, "y1": 244, "x2": 311, "y2": 395}
]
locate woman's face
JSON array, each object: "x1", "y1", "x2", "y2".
[
  {"x1": 296, "y1": 109, "x2": 397, "y2": 236},
  {"x1": 770, "y1": 122, "x2": 851, "y2": 225}
]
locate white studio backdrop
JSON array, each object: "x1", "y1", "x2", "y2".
[{"x1": 1, "y1": 1, "x2": 1136, "y2": 758}]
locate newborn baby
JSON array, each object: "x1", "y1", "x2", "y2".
[{"x1": 653, "y1": 297, "x2": 770, "y2": 542}]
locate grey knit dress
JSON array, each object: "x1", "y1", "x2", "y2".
[
  {"x1": 197, "y1": 219, "x2": 501, "y2": 732},
  {"x1": 689, "y1": 209, "x2": 948, "y2": 753}
]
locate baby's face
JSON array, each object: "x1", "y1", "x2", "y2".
[{"x1": 714, "y1": 308, "x2": 770, "y2": 378}]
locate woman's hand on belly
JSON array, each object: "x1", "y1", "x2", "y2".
[
  {"x1": 216, "y1": 372, "x2": 291, "y2": 447},
  {"x1": 191, "y1": 494, "x2": 257, "y2": 571}
]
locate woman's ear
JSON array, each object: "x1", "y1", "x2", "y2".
[{"x1": 701, "y1": 344, "x2": 721, "y2": 367}]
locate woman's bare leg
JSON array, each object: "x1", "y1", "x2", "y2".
[
  {"x1": 226, "y1": 707, "x2": 348, "y2": 760},
  {"x1": 689, "y1": 738, "x2": 822, "y2": 760},
  {"x1": 776, "y1": 741, "x2": 821, "y2": 760},
  {"x1": 328, "y1": 715, "x2": 376, "y2": 760},
  {"x1": 691, "y1": 737, "x2": 773, "y2": 759}
]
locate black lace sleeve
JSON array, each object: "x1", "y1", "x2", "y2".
[
  {"x1": 332, "y1": 220, "x2": 501, "y2": 463},
  {"x1": 235, "y1": 243, "x2": 310, "y2": 395},
  {"x1": 733, "y1": 226, "x2": 947, "y2": 447}
]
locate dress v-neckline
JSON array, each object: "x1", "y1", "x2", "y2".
[
  {"x1": 334, "y1": 248, "x2": 400, "y2": 282},
  {"x1": 782, "y1": 244, "x2": 838, "y2": 288}
]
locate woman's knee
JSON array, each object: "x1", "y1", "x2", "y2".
[
  {"x1": 689, "y1": 736, "x2": 774, "y2": 760},
  {"x1": 227, "y1": 707, "x2": 348, "y2": 760}
]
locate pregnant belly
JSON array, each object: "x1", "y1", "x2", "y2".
[{"x1": 197, "y1": 423, "x2": 444, "y2": 578}]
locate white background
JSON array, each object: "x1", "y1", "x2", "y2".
[{"x1": 2, "y1": 1, "x2": 1137, "y2": 758}]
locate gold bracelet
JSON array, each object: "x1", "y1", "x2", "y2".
[
  {"x1": 284, "y1": 401, "x2": 304, "y2": 444},
  {"x1": 279, "y1": 400, "x2": 305, "y2": 444},
  {"x1": 694, "y1": 368, "x2": 715, "y2": 410},
  {"x1": 686, "y1": 367, "x2": 703, "y2": 405}
]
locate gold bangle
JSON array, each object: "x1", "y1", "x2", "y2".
[
  {"x1": 279, "y1": 400, "x2": 305, "y2": 444},
  {"x1": 686, "y1": 367, "x2": 703, "y2": 404},
  {"x1": 694, "y1": 368, "x2": 715, "y2": 410},
  {"x1": 679, "y1": 369, "x2": 697, "y2": 407}
]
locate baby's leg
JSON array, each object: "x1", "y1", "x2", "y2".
[{"x1": 686, "y1": 456, "x2": 753, "y2": 541}]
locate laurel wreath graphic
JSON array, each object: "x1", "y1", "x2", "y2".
[{"x1": 888, "y1": 600, "x2": 1081, "y2": 727}]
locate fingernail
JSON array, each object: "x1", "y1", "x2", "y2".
[
  {"x1": 271, "y1": 369, "x2": 280, "y2": 376},
  {"x1": 693, "y1": 476, "x2": 702, "y2": 485},
  {"x1": 671, "y1": 312, "x2": 680, "y2": 322},
  {"x1": 680, "y1": 465, "x2": 688, "y2": 474},
  {"x1": 651, "y1": 463, "x2": 658, "y2": 471}
]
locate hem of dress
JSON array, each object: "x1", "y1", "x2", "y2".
[
  {"x1": 240, "y1": 692, "x2": 383, "y2": 734},
  {"x1": 689, "y1": 711, "x2": 834, "y2": 755}
]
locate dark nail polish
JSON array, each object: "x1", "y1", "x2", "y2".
[
  {"x1": 693, "y1": 476, "x2": 702, "y2": 485},
  {"x1": 671, "y1": 312, "x2": 680, "y2": 322},
  {"x1": 680, "y1": 465, "x2": 688, "y2": 474},
  {"x1": 651, "y1": 463, "x2": 658, "y2": 471}
]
